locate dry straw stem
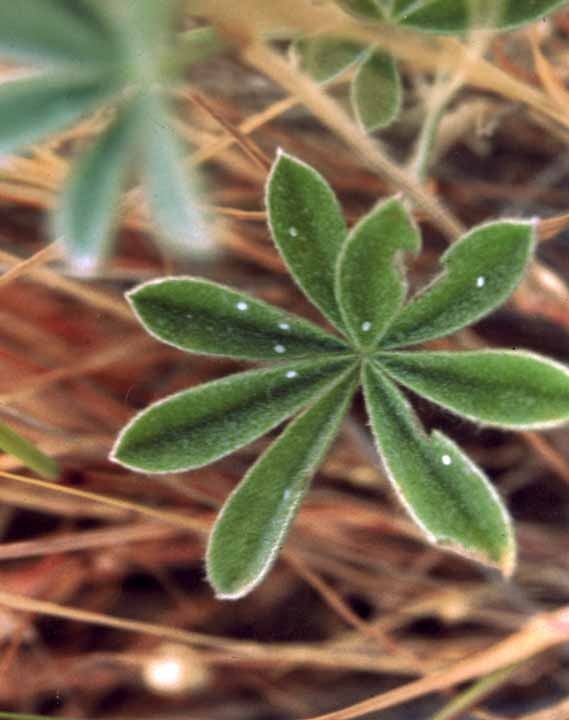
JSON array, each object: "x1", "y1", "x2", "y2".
[{"x1": 304, "y1": 605, "x2": 569, "y2": 720}]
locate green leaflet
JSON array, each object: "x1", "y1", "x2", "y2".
[
  {"x1": 363, "y1": 362, "x2": 515, "y2": 574},
  {"x1": 207, "y1": 366, "x2": 358, "y2": 599},
  {"x1": 141, "y1": 95, "x2": 214, "y2": 258},
  {"x1": 267, "y1": 150, "x2": 348, "y2": 332},
  {"x1": 294, "y1": 36, "x2": 366, "y2": 84},
  {"x1": 111, "y1": 357, "x2": 353, "y2": 473},
  {"x1": 351, "y1": 50, "x2": 401, "y2": 132},
  {"x1": 336, "y1": 0, "x2": 387, "y2": 20},
  {"x1": 0, "y1": 70, "x2": 117, "y2": 156},
  {"x1": 128, "y1": 277, "x2": 349, "y2": 361},
  {"x1": 380, "y1": 220, "x2": 535, "y2": 349},
  {"x1": 55, "y1": 100, "x2": 140, "y2": 275},
  {"x1": 336, "y1": 197, "x2": 420, "y2": 349},
  {"x1": 376, "y1": 350, "x2": 569, "y2": 429},
  {"x1": 392, "y1": 0, "x2": 566, "y2": 33},
  {"x1": 0, "y1": 1, "x2": 120, "y2": 66},
  {"x1": 0, "y1": 421, "x2": 58, "y2": 480}
]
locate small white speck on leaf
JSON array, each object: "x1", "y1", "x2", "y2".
[
  {"x1": 476, "y1": 276, "x2": 486, "y2": 288},
  {"x1": 286, "y1": 370, "x2": 298, "y2": 379},
  {"x1": 274, "y1": 344, "x2": 286, "y2": 354},
  {"x1": 442, "y1": 454, "x2": 452, "y2": 466},
  {"x1": 289, "y1": 227, "x2": 298, "y2": 237},
  {"x1": 279, "y1": 322, "x2": 290, "y2": 331},
  {"x1": 361, "y1": 321, "x2": 372, "y2": 332},
  {"x1": 236, "y1": 301, "x2": 248, "y2": 311}
]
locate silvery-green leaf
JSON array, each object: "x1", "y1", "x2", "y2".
[
  {"x1": 363, "y1": 362, "x2": 515, "y2": 575},
  {"x1": 267, "y1": 150, "x2": 348, "y2": 332},
  {"x1": 392, "y1": 0, "x2": 566, "y2": 33},
  {"x1": 55, "y1": 100, "x2": 140, "y2": 276},
  {"x1": 336, "y1": 0, "x2": 386, "y2": 20},
  {"x1": 112, "y1": 356, "x2": 353, "y2": 473},
  {"x1": 141, "y1": 95, "x2": 214, "y2": 258},
  {"x1": 351, "y1": 50, "x2": 401, "y2": 132},
  {"x1": 380, "y1": 221, "x2": 534, "y2": 349},
  {"x1": 376, "y1": 350, "x2": 569, "y2": 429},
  {"x1": 0, "y1": 1, "x2": 120, "y2": 65},
  {"x1": 207, "y1": 366, "x2": 358, "y2": 599},
  {"x1": 336, "y1": 197, "x2": 420, "y2": 349},
  {"x1": 294, "y1": 36, "x2": 366, "y2": 84},
  {"x1": 128, "y1": 277, "x2": 349, "y2": 361},
  {"x1": 0, "y1": 70, "x2": 116, "y2": 156}
]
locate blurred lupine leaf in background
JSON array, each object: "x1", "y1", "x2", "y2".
[
  {"x1": 0, "y1": 0, "x2": 226, "y2": 274},
  {"x1": 112, "y1": 151, "x2": 569, "y2": 600}
]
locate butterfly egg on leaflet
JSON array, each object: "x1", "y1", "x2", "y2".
[
  {"x1": 476, "y1": 276, "x2": 486, "y2": 288},
  {"x1": 274, "y1": 344, "x2": 286, "y2": 354},
  {"x1": 361, "y1": 321, "x2": 372, "y2": 332},
  {"x1": 286, "y1": 370, "x2": 298, "y2": 379},
  {"x1": 441, "y1": 454, "x2": 453, "y2": 466},
  {"x1": 288, "y1": 227, "x2": 298, "y2": 237},
  {"x1": 278, "y1": 322, "x2": 290, "y2": 331},
  {"x1": 236, "y1": 301, "x2": 249, "y2": 312}
]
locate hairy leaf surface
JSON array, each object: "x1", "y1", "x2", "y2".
[
  {"x1": 376, "y1": 350, "x2": 569, "y2": 429},
  {"x1": 351, "y1": 50, "x2": 401, "y2": 132},
  {"x1": 267, "y1": 151, "x2": 348, "y2": 331},
  {"x1": 392, "y1": 0, "x2": 566, "y2": 32},
  {"x1": 142, "y1": 96, "x2": 214, "y2": 258},
  {"x1": 112, "y1": 357, "x2": 353, "y2": 473},
  {"x1": 0, "y1": 1, "x2": 119, "y2": 65},
  {"x1": 56, "y1": 100, "x2": 139, "y2": 275},
  {"x1": 207, "y1": 367, "x2": 358, "y2": 599},
  {"x1": 129, "y1": 278, "x2": 349, "y2": 360},
  {"x1": 294, "y1": 36, "x2": 366, "y2": 84},
  {"x1": 0, "y1": 71, "x2": 116, "y2": 155},
  {"x1": 336, "y1": 197, "x2": 420, "y2": 349},
  {"x1": 363, "y1": 362, "x2": 515, "y2": 574},
  {"x1": 380, "y1": 221, "x2": 534, "y2": 348}
]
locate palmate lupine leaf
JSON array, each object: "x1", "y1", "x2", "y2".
[
  {"x1": 363, "y1": 362, "x2": 515, "y2": 574},
  {"x1": 380, "y1": 221, "x2": 535, "y2": 349},
  {"x1": 0, "y1": 70, "x2": 117, "y2": 156},
  {"x1": 55, "y1": 100, "x2": 141, "y2": 275},
  {"x1": 351, "y1": 49, "x2": 402, "y2": 132},
  {"x1": 336, "y1": 197, "x2": 420, "y2": 349},
  {"x1": 391, "y1": 0, "x2": 567, "y2": 32},
  {"x1": 114, "y1": 150, "x2": 569, "y2": 597},
  {"x1": 128, "y1": 278, "x2": 349, "y2": 360},
  {"x1": 112, "y1": 357, "x2": 354, "y2": 473},
  {"x1": 267, "y1": 150, "x2": 348, "y2": 331},
  {"x1": 0, "y1": 0, "x2": 120, "y2": 65},
  {"x1": 376, "y1": 350, "x2": 569, "y2": 429},
  {"x1": 207, "y1": 365, "x2": 359, "y2": 599}
]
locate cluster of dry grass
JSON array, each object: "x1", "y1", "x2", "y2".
[{"x1": 0, "y1": 2, "x2": 568, "y2": 718}]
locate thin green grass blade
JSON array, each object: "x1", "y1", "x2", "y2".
[
  {"x1": 363, "y1": 362, "x2": 515, "y2": 575},
  {"x1": 376, "y1": 350, "x2": 569, "y2": 429},
  {"x1": 0, "y1": 421, "x2": 58, "y2": 480},
  {"x1": 207, "y1": 365, "x2": 358, "y2": 598},
  {"x1": 112, "y1": 357, "x2": 354, "y2": 473},
  {"x1": 380, "y1": 220, "x2": 534, "y2": 349},
  {"x1": 128, "y1": 277, "x2": 349, "y2": 360},
  {"x1": 267, "y1": 150, "x2": 348, "y2": 332},
  {"x1": 336, "y1": 197, "x2": 420, "y2": 349}
]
